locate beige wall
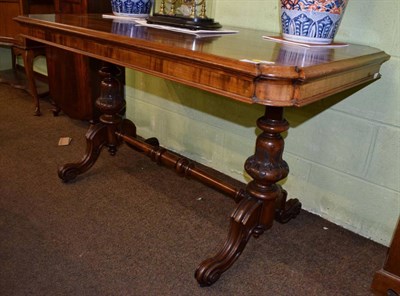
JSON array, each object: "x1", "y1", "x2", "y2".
[{"x1": 125, "y1": 0, "x2": 400, "y2": 245}]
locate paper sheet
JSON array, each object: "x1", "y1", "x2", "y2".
[
  {"x1": 134, "y1": 19, "x2": 238, "y2": 37},
  {"x1": 102, "y1": 15, "x2": 238, "y2": 37},
  {"x1": 102, "y1": 14, "x2": 147, "y2": 21},
  {"x1": 263, "y1": 35, "x2": 348, "y2": 48}
]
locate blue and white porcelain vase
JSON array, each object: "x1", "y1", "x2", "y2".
[
  {"x1": 280, "y1": 0, "x2": 349, "y2": 44},
  {"x1": 111, "y1": 0, "x2": 153, "y2": 17}
]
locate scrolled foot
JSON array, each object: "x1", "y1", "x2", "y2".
[
  {"x1": 144, "y1": 137, "x2": 159, "y2": 147},
  {"x1": 276, "y1": 199, "x2": 301, "y2": 223},
  {"x1": 195, "y1": 197, "x2": 263, "y2": 286},
  {"x1": 275, "y1": 196, "x2": 302, "y2": 224},
  {"x1": 195, "y1": 260, "x2": 222, "y2": 287},
  {"x1": 58, "y1": 165, "x2": 80, "y2": 182},
  {"x1": 57, "y1": 123, "x2": 108, "y2": 182}
]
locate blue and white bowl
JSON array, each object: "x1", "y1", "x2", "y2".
[
  {"x1": 111, "y1": 0, "x2": 152, "y2": 17},
  {"x1": 280, "y1": 0, "x2": 349, "y2": 44}
]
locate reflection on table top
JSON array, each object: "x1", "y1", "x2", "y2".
[{"x1": 16, "y1": 14, "x2": 390, "y2": 106}]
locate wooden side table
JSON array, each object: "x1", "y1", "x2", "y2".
[
  {"x1": 372, "y1": 218, "x2": 400, "y2": 295},
  {"x1": 0, "y1": 0, "x2": 53, "y2": 115}
]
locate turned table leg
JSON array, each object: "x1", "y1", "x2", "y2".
[
  {"x1": 21, "y1": 48, "x2": 41, "y2": 116},
  {"x1": 58, "y1": 65, "x2": 136, "y2": 182},
  {"x1": 195, "y1": 106, "x2": 301, "y2": 286}
]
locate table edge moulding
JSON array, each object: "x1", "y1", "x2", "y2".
[{"x1": 14, "y1": 14, "x2": 390, "y2": 287}]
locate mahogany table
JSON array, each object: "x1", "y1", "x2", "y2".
[{"x1": 15, "y1": 14, "x2": 390, "y2": 286}]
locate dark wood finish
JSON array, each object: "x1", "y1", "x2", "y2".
[
  {"x1": 0, "y1": 0, "x2": 22, "y2": 45},
  {"x1": 46, "y1": 46, "x2": 104, "y2": 120},
  {"x1": 47, "y1": 0, "x2": 113, "y2": 120},
  {"x1": 372, "y1": 219, "x2": 400, "y2": 295},
  {"x1": 0, "y1": 0, "x2": 53, "y2": 115},
  {"x1": 117, "y1": 133, "x2": 247, "y2": 203},
  {"x1": 57, "y1": 67, "x2": 302, "y2": 287},
  {"x1": 11, "y1": 44, "x2": 50, "y2": 115},
  {"x1": 15, "y1": 14, "x2": 390, "y2": 286},
  {"x1": 196, "y1": 106, "x2": 301, "y2": 286},
  {"x1": 0, "y1": 0, "x2": 53, "y2": 46}
]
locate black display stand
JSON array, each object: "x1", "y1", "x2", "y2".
[{"x1": 147, "y1": 14, "x2": 221, "y2": 30}]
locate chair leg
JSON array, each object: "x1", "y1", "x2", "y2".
[
  {"x1": 13, "y1": 46, "x2": 42, "y2": 116},
  {"x1": 22, "y1": 49, "x2": 41, "y2": 116},
  {"x1": 11, "y1": 48, "x2": 17, "y2": 70}
]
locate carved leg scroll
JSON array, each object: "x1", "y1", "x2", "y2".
[
  {"x1": 195, "y1": 106, "x2": 301, "y2": 286},
  {"x1": 195, "y1": 196, "x2": 265, "y2": 286},
  {"x1": 58, "y1": 123, "x2": 108, "y2": 182}
]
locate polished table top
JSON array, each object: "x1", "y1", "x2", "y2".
[{"x1": 15, "y1": 14, "x2": 389, "y2": 106}]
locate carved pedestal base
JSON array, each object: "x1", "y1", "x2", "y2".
[
  {"x1": 58, "y1": 69, "x2": 301, "y2": 286},
  {"x1": 195, "y1": 106, "x2": 301, "y2": 286},
  {"x1": 58, "y1": 65, "x2": 132, "y2": 181}
]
